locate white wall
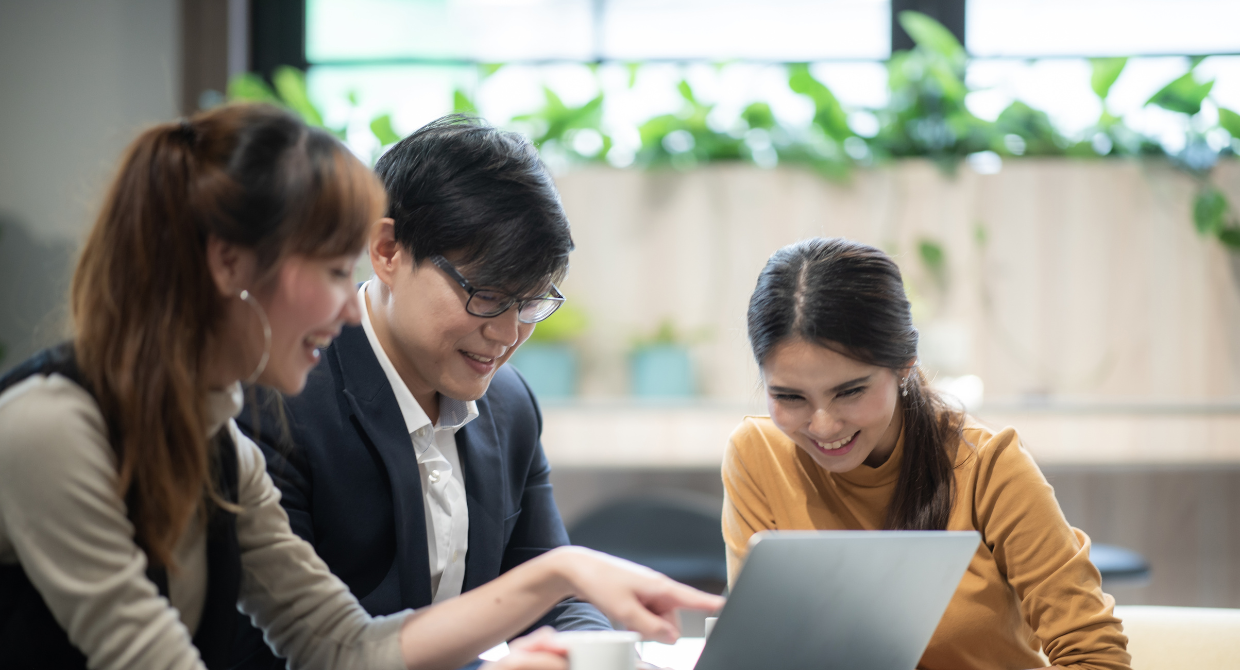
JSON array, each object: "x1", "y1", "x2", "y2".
[{"x1": 0, "y1": 0, "x2": 179, "y2": 367}]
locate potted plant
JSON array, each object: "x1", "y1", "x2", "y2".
[
  {"x1": 506, "y1": 303, "x2": 588, "y2": 400},
  {"x1": 629, "y1": 319, "x2": 706, "y2": 399}
]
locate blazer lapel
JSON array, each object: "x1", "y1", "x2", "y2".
[
  {"x1": 333, "y1": 325, "x2": 434, "y2": 608},
  {"x1": 458, "y1": 399, "x2": 508, "y2": 591}
]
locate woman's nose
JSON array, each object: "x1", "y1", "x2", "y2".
[
  {"x1": 807, "y1": 407, "x2": 841, "y2": 437},
  {"x1": 341, "y1": 291, "x2": 362, "y2": 326}
]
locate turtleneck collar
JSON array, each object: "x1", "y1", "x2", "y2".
[
  {"x1": 830, "y1": 423, "x2": 906, "y2": 489},
  {"x1": 204, "y1": 383, "x2": 243, "y2": 438}
]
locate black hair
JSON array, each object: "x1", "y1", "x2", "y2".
[
  {"x1": 747, "y1": 237, "x2": 962, "y2": 531},
  {"x1": 373, "y1": 114, "x2": 573, "y2": 296}
]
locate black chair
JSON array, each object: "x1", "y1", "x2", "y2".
[
  {"x1": 568, "y1": 493, "x2": 728, "y2": 594},
  {"x1": 1091, "y1": 543, "x2": 1151, "y2": 585}
]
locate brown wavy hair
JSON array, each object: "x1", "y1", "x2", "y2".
[
  {"x1": 747, "y1": 237, "x2": 963, "y2": 531},
  {"x1": 71, "y1": 104, "x2": 385, "y2": 568}
]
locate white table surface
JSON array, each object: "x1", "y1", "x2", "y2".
[{"x1": 479, "y1": 637, "x2": 707, "y2": 670}]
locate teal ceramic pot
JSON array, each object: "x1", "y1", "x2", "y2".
[
  {"x1": 507, "y1": 343, "x2": 578, "y2": 399},
  {"x1": 630, "y1": 344, "x2": 694, "y2": 398}
]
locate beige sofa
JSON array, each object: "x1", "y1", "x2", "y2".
[{"x1": 1115, "y1": 606, "x2": 1240, "y2": 670}]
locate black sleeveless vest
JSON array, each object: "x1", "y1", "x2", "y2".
[{"x1": 0, "y1": 343, "x2": 243, "y2": 669}]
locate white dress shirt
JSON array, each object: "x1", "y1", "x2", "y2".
[{"x1": 360, "y1": 282, "x2": 478, "y2": 603}]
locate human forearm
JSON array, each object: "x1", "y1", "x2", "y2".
[
  {"x1": 398, "y1": 547, "x2": 576, "y2": 670},
  {"x1": 399, "y1": 546, "x2": 725, "y2": 670}
]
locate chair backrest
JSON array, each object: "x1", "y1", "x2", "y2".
[
  {"x1": 568, "y1": 492, "x2": 727, "y2": 591},
  {"x1": 1115, "y1": 605, "x2": 1240, "y2": 670}
]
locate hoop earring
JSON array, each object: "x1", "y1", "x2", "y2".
[{"x1": 239, "y1": 290, "x2": 271, "y2": 385}]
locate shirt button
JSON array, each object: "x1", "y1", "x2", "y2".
[
  {"x1": 429, "y1": 469, "x2": 441, "y2": 483},
  {"x1": 452, "y1": 550, "x2": 460, "y2": 563}
]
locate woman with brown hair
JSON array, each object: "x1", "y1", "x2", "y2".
[
  {"x1": 0, "y1": 104, "x2": 721, "y2": 670},
  {"x1": 724, "y1": 237, "x2": 1130, "y2": 670}
]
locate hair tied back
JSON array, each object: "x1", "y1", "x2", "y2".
[{"x1": 174, "y1": 118, "x2": 198, "y2": 145}]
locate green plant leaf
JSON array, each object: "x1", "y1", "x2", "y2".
[
  {"x1": 527, "y1": 303, "x2": 588, "y2": 343},
  {"x1": 677, "y1": 80, "x2": 697, "y2": 104},
  {"x1": 478, "y1": 63, "x2": 503, "y2": 79},
  {"x1": 453, "y1": 89, "x2": 477, "y2": 114},
  {"x1": 1219, "y1": 228, "x2": 1240, "y2": 249},
  {"x1": 1218, "y1": 107, "x2": 1240, "y2": 139},
  {"x1": 1146, "y1": 72, "x2": 1215, "y2": 116},
  {"x1": 226, "y1": 72, "x2": 279, "y2": 103},
  {"x1": 926, "y1": 60, "x2": 967, "y2": 102},
  {"x1": 272, "y1": 66, "x2": 325, "y2": 127},
  {"x1": 1089, "y1": 57, "x2": 1127, "y2": 100},
  {"x1": 973, "y1": 222, "x2": 988, "y2": 247},
  {"x1": 898, "y1": 11, "x2": 965, "y2": 66},
  {"x1": 626, "y1": 62, "x2": 640, "y2": 88},
  {"x1": 742, "y1": 102, "x2": 775, "y2": 130},
  {"x1": 788, "y1": 63, "x2": 851, "y2": 141},
  {"x1": 369, "y1": 114, "x2": 401, "y2": 146},
  {"x1": 1193, "y1": 186, "x2": 1229, "y2": 236},
  {"x1": 918, "y1": 238, "x2": 946, "y2": 272}
]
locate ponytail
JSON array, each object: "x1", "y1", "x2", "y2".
[
  {"x1": 887, "y1": 367, "x2": 960, "y2": 530},
  {"x1": 72, "y1": 104, "x2": 384, "y2": 568}
]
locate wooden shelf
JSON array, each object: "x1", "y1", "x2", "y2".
[{"x1": 539, "y1": 400, "x2": 1240, "y2": 468}]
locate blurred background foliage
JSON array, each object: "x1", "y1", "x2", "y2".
[{"x1": 228, "y1": 11, "x2": 1240, "y2": 252}]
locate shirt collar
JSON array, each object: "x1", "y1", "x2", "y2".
[{"x1": 359, "y1": 282, "x2": 479, "y2": 435}]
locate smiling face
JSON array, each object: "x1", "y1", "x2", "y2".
[
  {"x1": 372, "y1": 249, "x2": 536, "y2": 407},
  {"x1": 252, "y1": 253, "x2": 362, "y2": 394},
  {"x1": 761, "y1": 337, "x2": 906, "y2": 472}
]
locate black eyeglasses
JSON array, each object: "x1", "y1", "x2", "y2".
[{"x1": 429, "y1": 254, "x2": 565, "y2": 324}]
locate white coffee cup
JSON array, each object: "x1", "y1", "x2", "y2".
[{"x1": 556, "y1": 630, "x2": 641, "y2": 670}]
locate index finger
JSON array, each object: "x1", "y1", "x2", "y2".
[{"x1": 643, "y1": 582, "x2": 726, "y2": 615}]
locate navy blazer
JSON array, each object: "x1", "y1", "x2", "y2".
[{"x1": 229, "y1": 324, "x2": 608, "y2": 669}]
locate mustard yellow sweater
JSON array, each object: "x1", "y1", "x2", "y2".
[{"x1": 722, "y1": 416, "x2": 1131, "y2": 670}]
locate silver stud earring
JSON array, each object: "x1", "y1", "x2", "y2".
[{"x1": 900, "y1": 376, "x2": 909, "y2": 397}]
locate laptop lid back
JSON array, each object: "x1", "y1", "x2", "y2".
[{"x1": 695, "y1": 530, "x2": 980, "y2": 670}]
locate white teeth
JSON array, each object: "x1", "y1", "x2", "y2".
[
  {"x1": 817, "y1": 432, "x2": 856, "y2": 451},
  {"x1": 463, "y1": 351, "x2": 494, "y2": 363},
  {"x1": 305, "y1": 335, "x2": 332, "y2": 349}
]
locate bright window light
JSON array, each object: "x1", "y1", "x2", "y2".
[
  {"x1": 307, "y1": 0, "x2": 890, "y2": 63},
  {"x1": 602, "y1": 0, "x2": 890, "y2": 61},
  {"x1": 968, "y1": 0, "x2": 1240, "y2": 58},
  {"x1": 306, "y1": 0, "x2": 597, "y2": 62}
]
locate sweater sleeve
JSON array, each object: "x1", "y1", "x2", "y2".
[
  {"x1": 0, "y1": 374, "x2": 206, "y2": 670},
  {"x1": 720, "y1": 420, "x2": 777, "y2": 587},
  {"x1": 230, "y1": 421, "x2": 409, "y2": 670},
  {"x1": 972, "y1": 427, "x2": 1131, "y2": 670}
]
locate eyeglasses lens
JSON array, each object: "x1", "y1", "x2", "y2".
[
  {"x1": 518, "y1": 299, "x2": 561, "y2": 323},
  {"x1": 467, "y1": 291, "x2": 513, "y2": 317}
]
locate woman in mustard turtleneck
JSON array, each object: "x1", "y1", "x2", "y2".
[{"x1": 722, "y1": 238, "x2": 1131, "y2": 670}]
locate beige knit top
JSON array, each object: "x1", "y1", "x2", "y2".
[{"x1": 0, "y1": 372, "x2": 408, "y2": 670}]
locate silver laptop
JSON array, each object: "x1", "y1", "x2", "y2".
[{"x1": 695, "y1": 530, "x2": 980, "y2": 670}]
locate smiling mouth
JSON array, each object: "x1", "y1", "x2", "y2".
[
  {"x1": 461, "y1": 350, "x2": 496, "y2": 365},
  {"x1": 810, "y1": 430, "x2": 859, "y2": 453},
  {"x1": 305, "y1": 334, "x2": 334, "y2": 350}
]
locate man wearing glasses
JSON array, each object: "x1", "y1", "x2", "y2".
[{"x1": 229, "y1": 116, "x2": 609, "y2": 670}]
